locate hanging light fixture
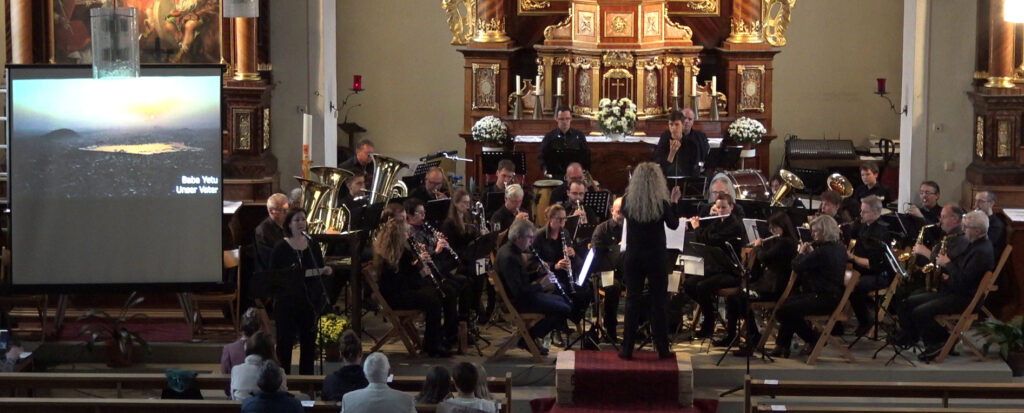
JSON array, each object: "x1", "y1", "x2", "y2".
[
  {"x1": 1006, "y1": 0, "x2": 1024, "y2": 23},
  {"x1": 90, "y1": 1, "x2": 139, "y2": 79},
  {"x1": 224, "y1": 0, "x2": 260, "y2": 18}
]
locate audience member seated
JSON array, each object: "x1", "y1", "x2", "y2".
[
  {"x1": 0, "y1": 339, "x2": 25, "y2": 373},
  {"x1": 342, "y1": 352, "x2": 416, "y2": 413},
  {"x1": 439, "y1": 362, "x2": 499, "y2": 413},
  {"x1": 230, "y1": 331, "x2": 286, "y2": 401},
  {"x1": 473, "y1": 363, "x2": 496, "y2": 402},
  {"x1": 220, "y1": 308, "x2": 263, "y2": 375},
  {"x1": 416, "y1": 365, "x2": 452, "y2": 405},
  {"x1": 241, "y1": 361, "x2": 303, "y2": 413},
  {"x1": 322, "y1": 329, "x2": 369, "y2": 402}
]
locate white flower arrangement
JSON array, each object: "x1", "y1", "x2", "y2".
[
  {"x1": 596, "y1": 97, "x2": 637, "y2": 137},
  {"x1": 471, "y1": 115, "x2": 509, "y2": 145},
  {"x1": 728, "y1": 116, "x2": 767, "y2": 145}
]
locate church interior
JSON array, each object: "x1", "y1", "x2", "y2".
[{"x1": 0, "y1": 0, "x2": 1023, "y2": 412}]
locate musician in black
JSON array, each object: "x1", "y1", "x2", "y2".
[
  {"x1": 847, "y1": 195, "x2": 893, "y2": 337},
  {"x1": 896, "y1": 211, "x2": 995, "y2": 361},
  {"x1": 373, "y1": 219, "x2": 452, "y2": 358},
  {"x1": 339, "y1": 139, "x2": 375, "y2": 183},
  {"x1": 489, "y1": 184, "x2": 530, "y2": 232},
  {"x1": 841, "y1": 162, "x2": 891, "y2": 220},
  {"x1": 496, "y1": 219, "x2": 572, "y2": 356},
  {"x1": 682, "y1": 192, "x2": 747, "y2": 340},
  {"x1": 441, "y1": 189, "x2": 490, "y2": 316},
  {"x1": 562, "y1": 181, "x2": 599, "y2": 225},
  {"x1": 540, "y1": 106, "x2": 591, "y2": 179},
  {"x1": 404, "y1": 198, "x2": 464, "y2": 347},
  {"x1": 619, "y1": 162, "x2": 681, "y2": 360},
  {"x1": 338, "y1": 171, "x2": 368, "y2": 231},
  {"x1": 725, "y1": 212, "x2": 798, "y2": 354},
  {"x1": 255, "y1": 193, "x2": 289, "y2": 268},
  {"x1": 530, "y1": 204, "x2": 593, "y2": 324},
  {"x1": 551, "y1": 163, "x2": 593, "y2": 204},
  {"x1": 485, "y1": 159, "x2": 517, "y2": 195},
  {"x1": 908, "y1": 181, "x2": 941, "y2": 224},
  {"x1": 973, "y1": 190, "x2": 1007, "y2": 254},
  {"x1": 654, "y1": 109, "x2": 708, "y2": 178},
  {"x1": 908, "y1": 205, "x2": 967, "y2": 287},
  {"x1": 770, "y1": 215, "x2": 847, "y2": 358},
  {"x1": 268, "y1": 208, "x2": 334, "y2": 374},
  {"x1": 818, "y1": 190, "x2": 847, "y2": 226},
  {"x1": 409, "y1": 167, "x2": 450, "y2": 203},
  {"x1": 592, "y1": 197, "x2": 624, "y2": 343}
]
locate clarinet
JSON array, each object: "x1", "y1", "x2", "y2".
[
  {"x1": 408, "y1": 238, "x2": 446, "y2": 298},
  {"x1": 560, "y1": 231, "x2": 578, "y2": 295},
  {"x1": 529, "y1": 245, "x2": 573, "y2": 305},
  {"x1": 424, "y1": 222, "x2": 460, "y2": 261}
]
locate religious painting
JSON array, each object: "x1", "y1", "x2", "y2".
[
  {"x1": 604, "y1": 12, "x2": 634, "y2": 38},
  {"x1": 52, "y1": 0, "x2": 222, "y2": 64},
  {"x1": 471, "y1": 63, "x2": 500, "y2": 110}
]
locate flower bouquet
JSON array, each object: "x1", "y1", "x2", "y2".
[
  {"x1": 317, "y1": 313, "x2": 349, "y2": 360},
  {"x1": 596, "y1": 97, "x2": 637, "y2": 140},
  {"x1": 471, "y1": 115, "x2": 509, "y2": 147},
  {"x1": 727, "y1": 116, "x2": 767, "y2": 145}
]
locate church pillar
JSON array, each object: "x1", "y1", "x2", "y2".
[
  {"x1": 234, "y1": 17, "x2": 260, "y2": 81},
  {"x1": 975, "y1": 0, "x2": 990, "y2": 83},
  {"x1": 10, "y1": 0, "x2": 33, "y2": 63},
  {"x1": 473, "y1": 0, "x2": 512, "y2": 44},
  {"x1": 725, "y1": 0, "x2": 764, "y2": 45},
  {"x1": 986, "y1": 0, "x2": 1015, "y2": 88}
]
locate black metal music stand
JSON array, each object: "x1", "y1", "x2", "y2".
[
  {"x1": 564, "y1": 248, "x2": 602, "y2": 351},
  {"x1": 582, "y1": 191, "x2": 610, "y2": 220},
  {"x1": 717, "y1": 241, "x2": 773, "y2": 397}
]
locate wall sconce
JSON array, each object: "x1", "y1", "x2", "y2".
[
  {"x1": 223, "y1": 0, "x2": 259, "y2": 18},
  {"x1": 875, "y1": 78, "x2": 907, "y2": 116}
]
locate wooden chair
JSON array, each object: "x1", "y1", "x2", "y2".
[
  {"x1": 362, "y1": 268, "x2": 424, "y2": 356},
  {"x1": 858, "y1": 272, "x2": 902, "y2": 341},
  {"x1": 753, "y1": 271, "x2": 799, "y2": 351},
  {"x1": 487, "y1": 269, "x2": 545, "y2": 363},
  {"x1": 980, "y1": 245, "x2": 1013, "y2": 320},
  {"x1": 188, "y1": 249, "x2": 242, "y2": 335},
  {"x1": 0, "y1": 247, "x2": 48, "y2": 341},
  {"x1": 932, "y1": 244, "x2": 1012, "y2": 363},
  {"x1": 806, "y1": 270, "x2": 862, "y2": 365}
]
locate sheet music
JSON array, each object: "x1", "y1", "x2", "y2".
[
  {"x1": 222, "y1": 200, "x2": 243, "y2": 215},
  {"x1": 1004, "y1": 208, "x2": 1024, "y2": 222},
  {"x1": 665, "y1": 220, "x2": 686, "y2": 250},
  {"x1": 620, "y1": 219, "x2": 627, "y2": 252}
]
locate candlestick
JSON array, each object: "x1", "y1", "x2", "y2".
[
  {"x1": 556, "y1": 77, "x2": 562, "y2": 96},
  {"x1": 673, "y1": 76, "x2": 679, "y2": 96},
  {"x1": 533, "y1": 89, "x2": 544, "y2": 119},
  {"x1": 690, "y1": 95, "x2": 700, "y2": 120},
  {"x1": 672, "y1": 95, "x2": 681, "y2": 113},
  {"x1": 711, "y1": 96, "x2": 720, "y2": 121},
  {"x1": 711, "y1": 76, "x2": 717, "y2": 95},
  {"x1": 691, "y1": 75, "x2": 698, "y2": 97},
  {"x1": 513, "y1": 89, "x2": 523, "y2": 120}
]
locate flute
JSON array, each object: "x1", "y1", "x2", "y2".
[{"x1": 747, "y1": 233, "x2": 780, "y2": 246}]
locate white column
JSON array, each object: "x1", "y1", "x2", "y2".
[
  {"x1": 898, "y1": 0, "x2": 929, "y2": 207},
  {"x1": 321, "y1": 0, "x2": 339, "y2": 166}
]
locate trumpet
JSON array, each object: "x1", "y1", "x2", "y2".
[
  {"x1": 424, "y1": 222, "x2": 460, "y2": 262},
  {"x1": 408, "y1": 238, "x2": 446, "y2": 298},
  {"x1": 529, "y1": 245, "x2": 573, "y2": 305},
  {"x1": 573, "y1": 199, "x2": 588, "y2": 224}
]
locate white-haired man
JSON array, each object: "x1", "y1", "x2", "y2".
[
  {"x1": 489, "y1": 184, "x2": 531, "y2": 232},
  {"x1": 341, "y1": 352, "x2": 414, "y2": 413}
]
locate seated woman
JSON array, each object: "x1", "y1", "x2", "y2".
[
  {"x1": 727, "y1": 212, "x2": 798, "y2": 355},
  {"x1": 415, "y1": 365, "x2": 452, "y2": 405},
  {"x1": 442, "y1": 189, "x2": 489, "y2": 320},
  {"x1": 682, "y1": 193, "x2": 746, "y2": 340},
  {"x1": 530, "y1": 204, "x2": 593, "y2": 325},
  {"x1": 770, "y1": 215, "x2": 847, "y2": 358},
  {"x1": 440, "y1": 362, "x2": 499, "y2": 413},
  {"x1": 322, "y1": 330, "x2": 369, "y2": 401},
  {"x1": 231, "y1": 331, "x2": 286, "y2": 400},
  {"x1": 374, "y1": 219, "x2": 452, "y2": 358}
]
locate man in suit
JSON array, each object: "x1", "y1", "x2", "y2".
[{"x1": 341, "y1": 352, "x2": 415, "y2": 413}]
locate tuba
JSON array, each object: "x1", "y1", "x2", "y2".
[
  {"x1": 770, "y1": 169, "x2": 805, "y2": 207},
  {"x1": 295, "y1": 177, "x2": 334, "y2": 233},
  {"x1": 309, "y1": 166, "x2": 355, "y2": 232},
  {"x1": 827, "y1": 173, "x2": 854, "y2": 198},
  {"x1": 367, "y1": 153, "x2": 409, "y2": 205}
]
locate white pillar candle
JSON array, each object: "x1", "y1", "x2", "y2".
[
  {"x1": 691, "y1": 75, "x2": 698, "y2": 96},
  {"x1": 711, "y1": 76, "x2": 717, "y2": 94},
  {"x1": 302, "y1": 113, "x2": 312, "y2": 148},
  {"x1": 557, "y1": 77, "x2": 563, "y2": 95},
  {"x1": 536, "y1": 75, "x2": 542, "y2": 94},
  {"x1": 673, "y1": 76, "x2": 679, "y2": 95},
  {"x1": 516, "y1": 75, "x2": 521, "y2": 94}
]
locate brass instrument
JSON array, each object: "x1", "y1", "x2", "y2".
[
  {"x1": 296, "y1": 177, "x2": 333, "y2": 233},
  {"x1": 424, "y1": 221, "x2": 460, "y2": 262},
  {"x1": 368, "y1": 153, "x2": 409, "y2": 204},
  {"x1": 847, "y1": 238, "x2": 857, "y2": 254},
  {"x1": 899, "y1": 224, "x2": 936, "y2": 263},
  {"x1": 408, "y1": 238, "x2": 446, "y2": 298},
  {"x1": 922, "y1": 235, "x2": 948, "y2": 291},
  {"x1": 827, "y1": 173, "x2": 854, "y2": 198},
  {"x1": 308, "y1": 166, "x2": 356, "y2": 232},
  {"x1": 528, "y1": 245, "x2": 573, "y2": 305},
  {"x1": 770, "y1": 169, "x2": 805, "y2": 207},
  {"x1": 573, "y1": 199, "x2": 588, "y2": 224}
]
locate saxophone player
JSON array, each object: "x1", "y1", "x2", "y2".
[
  {"x1": 890, "y1": 205, "x2": 967, "y2": 310},
  {"x1": 895, "y1": 211, "x2": 995, "y2": 361}
]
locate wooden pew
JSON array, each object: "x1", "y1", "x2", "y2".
[
  {"x1": 0, "y1": 398, "x2": 340, "y2": 413},
  {"x1": 752, "y1": 407, "x2": 1024, "y2": 413},
  {"x1": 0, "y1": 372, "x2": 512, "y2": 413},
  {"x1": 744, "y1": 376, "x2": 1024, "y2": 413}
]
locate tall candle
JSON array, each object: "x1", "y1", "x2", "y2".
[
  {"x1": 673, "y1": 76, "x2": 679, "y2": 95},
  {"x1": 302, "y1": 113, "x2": 312, "y2": 148},
  {"x1": 536, "y1": 75, "x2": 541, "y2": 94},
  {"x1": 556, "y1": 77, "x2": 563, "y2": 95},
  {"x1": 711, "y1": 76, "x2": 717, "y2": 94},
  {"x1": 691, "y1": 76, "x2": 698, "y2": 96},
  {"x1": 516, "y1": 75, "x2": 521, "y2": 94}
]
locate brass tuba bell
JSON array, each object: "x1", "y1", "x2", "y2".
[
  {"x1": 367, "y1": 153, "x2": 409, "y2": 205},
  {"x1": 309, "y1": 166, "x2": 355, "y2": 232},
  {"x1": 770, "y1": 169, "x2": 805, "y2": 207},
  {"x1": 827, "y1": 173, "x2": 854, "y2": 198},
  {"x1": 295, "y1": 177, "x2": 334, "y2": 233}
]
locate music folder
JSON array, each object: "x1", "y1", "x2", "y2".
[
  {"x1": 466, "y1": 231, "x2": 501, "y2": 260},
  {"x1": 736, "y1": 200, "x2": 771, "y2": 221},
  {"x1": 797, "y1": 226, "x2": 813, "y2": 243},
  {"x1": 564, "y1": 214, "x2": 582, "y2": 239},
  {"x1": 484, "y1": 191, "x2": 505, "y2": 217},
  {"x1": 743, "y1": 218, "x2": 770, "y2": 243}
]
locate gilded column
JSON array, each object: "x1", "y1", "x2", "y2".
[
  {"x1": 726, "y1": 0, "x2": 763, "y2": 44},
  {"x1": 473, "y1": 0, "x2": 511, "y2": 43},
  {"x1": 987, "y1": 0, "x2": 1014, "y2": 88},
  {"x1": 10, "y1": 0, "x2": 33, "y2": 63},
  {"x1": 234, "y1": 17, "x2": 260, "y2": 81}
]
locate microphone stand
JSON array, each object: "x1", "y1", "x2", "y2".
[{"x1": 717, "y1": 241, "x2": 773, "y2": 397}]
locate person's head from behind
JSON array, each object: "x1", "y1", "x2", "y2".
[
  {"x1": 363, "y1": 352, "x2": 390, "y2": 384},
  {"x1": 339, "y1": 329, "x2": 362, "y2": 365},
  {"x1": 256, "y1": 360, "x2": 284, "y2": 394},
  {"x1": 451, "y1": 362, "x2": 479, "y2": 396},
  {"x1": 240, "y1": 307, "x2": 262, "y2": 339},
  {"x1": 418, "y1": 365, "x2": 451, "y2": 404},
  {"x1": 245, "y1": 331, "x2": 276, "y2": 362},
  {"x1": 266, "y1": 193, "x2": 289, "y2": 226},
  {"x1": 473, "y1": 363, "x2": 490, "y2": 399}
]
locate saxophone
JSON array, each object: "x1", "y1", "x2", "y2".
[
  {"x1": 899, "y1": 224, "x2": 936, "y2": 263},
  {"x1": 921, "y1": 235, "x2": 948, "y2": 292}
]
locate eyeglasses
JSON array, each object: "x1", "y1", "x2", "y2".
[{"x1": 919, "y1": 191, "x2": 937, "y2": 196}]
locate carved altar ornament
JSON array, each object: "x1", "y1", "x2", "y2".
[
  {"x1": 474, "y1": 17, "x2": 512, "y2": 42},
  {"x1": 443, "y1": 0, "x2": 478, "y2": 45},
  {"x1": 472, "y1": 63, "x2": 501, "y2": 110},
  {"x1": 727, "y1": 17, "x2": 763, "y2": 43},
  {"x1": 737, "y1": 64, "x2": 766, "y2": 112},
  {"x1": 542, "y1": 0, "x2": 693, "y2": 48},
  {"x1": 603, "y1": 51, "x2": 635, "y2": 68},
  {"x1": 521, "y1": 0, "x2": 553, "y2": 10},
  {"x1": 762, "y1": 0, "x2": 796, "y2": 47}
]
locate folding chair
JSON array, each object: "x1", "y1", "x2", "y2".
[
  {"x1": 753, "y1": 271, "x2": 799, "y2": 351},
  {"x1": 933, "y1": 245, "x2": 1013, "y2": 363},
  {"x1": 362, "y1": 269, "x2": 424, "y2": 356},
  {"x1": 806, "y1": 270, "x2": 862, "y2": 365},
  {"x1": 189, "y1": 249, "x2": 242, "y2": 336},
  {"x1": 980, "y1": 245, "x2": 1013, "y2": 320},
  {"x1": 488, "y1": 269, "x2": 545, "y2": 363}
]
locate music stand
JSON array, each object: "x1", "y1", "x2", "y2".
[
  {"x1": 479, "y1": 151, "x2": 527, "y2": 175},
  {"x1": 667, "y1": 176, "x2": 708, "y2": 199},
  {"x1": 401, "y1": 174, "x2": 425, "y2": 191},
  {"x1": 582, "y1": 191, "x2": 610, "y2": 220},
  {"x1": 737, "y1": 200, "x2": 771, "y2": 221},
  {"x1": 706, "y1": 146, "x2": 742, "y2": 171},
  {"x1": 425, "y1": 199, "x2": 450, "y2": 228},
  {"x1": 483, "y1": 192, "x2": 505, "y2": 218},
  {"x1": 789, "y1": 168, "x2": 829, "y2": 196},
  {"x1": 414, "y1": 160, "x2": 442, "y2": 175},
  {"x1": 772, "y1": 206, "x2": 810, "y2": 229},
  {"x1": 880, "y1": 213, "x2": 912, "y2": 247},
  {"x1": 564, "y1": 214, "x2": 582, "y2": 240},
  {"x1": 742, "y1": 219, "x2": 771, "y2": 245},
  {"x1": 796, "y1": 227, "x2": 813, "y2": 243}
]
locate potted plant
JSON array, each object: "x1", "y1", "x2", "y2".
[
  {"x1": 472, "y1": 115, "x2": 510, "y2": 151},
  {"x1": 977, "y1": 316, "x2": 1024, "y2": 376},
  {"x1": 727, "y1": 116, "x2": 767, "y2": 157},
  {"x1": 77, "y1": 292, "x2": 150, "y2": 368},
  {"x1": 317, "y1": 313, "x2": 349, "y2": 361},
  {"x1": 596, "y1": 97, "x2": 637, "y2": 141}
]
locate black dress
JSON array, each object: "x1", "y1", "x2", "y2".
[
  {"x1": 269, "y1": 238, "x2": 330, "y2": 375},
  {"x1": 620, "y1": 200, "x2": 678, "y2": 357}
]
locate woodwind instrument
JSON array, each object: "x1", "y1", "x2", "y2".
[
  {"x1": 899, "y1": 223, "x2": 936, "y2": 264},
  {"x1": 424, "y1": 221, "x2": 460, "y2": 261},
  {"x1": 922, "y1": 234, "x2": 948, "y2": 291},
  {"x1": 471, "y1": 201, "x2": 487, "y2": 234},
  {"x1": 560, "y1": 231, "x2": 577, "y2": 295},
  {"x1": 747, "y1": 233, "x2": 780, "y2": 246},
  {"x1": 408, "y1": 238, "x2": 446, "y2": 298},
  {"x1": 529, "y1": 245, "x2": 573, "y2": 305}
]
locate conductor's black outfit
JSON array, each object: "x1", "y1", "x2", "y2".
[{"x1": 620, "y1": 200, "x2": 678, "y2": 359}]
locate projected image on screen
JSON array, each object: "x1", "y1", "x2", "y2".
[{"x1": 8, "y1": 66, "x2": 223, "y2": 288}]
